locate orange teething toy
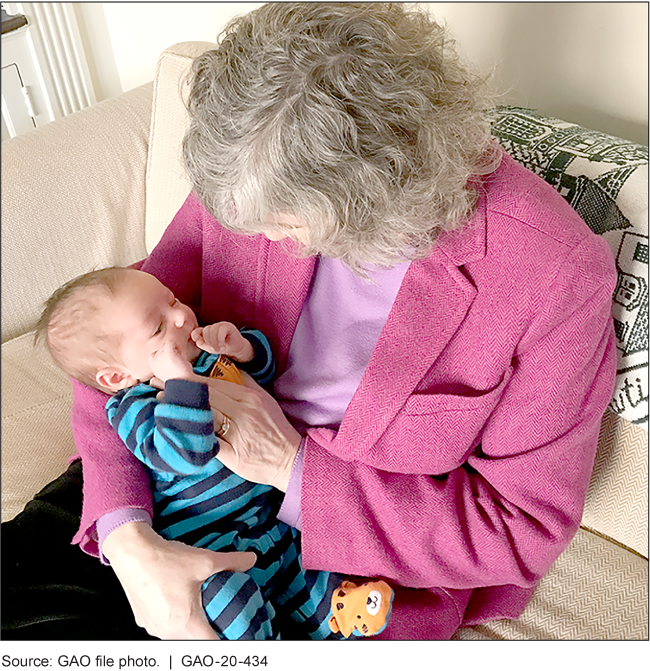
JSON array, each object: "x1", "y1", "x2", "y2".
[{"x1": 208, "y1": 355, "x2": 244, "y2": 385}]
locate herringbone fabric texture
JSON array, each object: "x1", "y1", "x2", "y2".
[
  {"x1": 453, "y1": 528, "x2": 648, "y2": 640},
  {"x1": 582, "y1": 409, "x2": 648, "y2": 556}
]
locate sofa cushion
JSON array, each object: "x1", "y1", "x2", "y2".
[
  {"x1": 583, "y1": 408, "x2": 648, "y2": 556},
  {"x1": 453, "y1": 527, "x2": 648, "y2": 640},
  {"x1": 1, "y1": 333, "x2": 77, "y2": 522}
]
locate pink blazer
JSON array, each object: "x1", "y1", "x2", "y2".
[{"x1": 71, "y1": 153, "x2": 617, "y2": 638}]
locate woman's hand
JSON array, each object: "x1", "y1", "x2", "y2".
[
  {"x1": 206, "y1": 375, "x2": 302, "y2": 492},
  {"x1": 102, "y1": 521, "x2": 257, "y2": 640}
]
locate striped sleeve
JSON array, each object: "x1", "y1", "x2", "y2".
[
  {"x1": 238, "y1": 329, "x2": 276, "y2": 385},
  {"x1": 105, "y1": 380, "x2": 218, "y2": 476}
]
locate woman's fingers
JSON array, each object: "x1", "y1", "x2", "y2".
[
  {"x1": 207, "y1": 381, "x2": 301, "y2": 491},
  {"x1": 102, "y1": 522, "x2": 256, "y2": 640},
  {"x1": 239, "y1": 370, "x2": 262, "y2": 390},
  {"x1": 206, "y1": 377, "x2": 252, "y2": 403},
  {"x1": 206, "y1": 379, "x2": 263, "y2": 437}
]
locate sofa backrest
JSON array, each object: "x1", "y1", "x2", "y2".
[
  {"x1": 145, "y1": 41, "x2": 217, "y2": 253},
  {"x1": 146, "y1": 42, "x2": 648, "y2": 558},
  {"x1": 1, "y1": 83, "x2": 153, "y2": 344}
]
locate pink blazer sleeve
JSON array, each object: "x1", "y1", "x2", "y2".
[
  {"x1": 299, "y1": 235, "x2": 617, "y2": 592},
  {"x1": 71, "y1": 380, "x2": 153, "y2": 555},
  {"x1": 72, "y1": 193, "x2": 206, "y2": 555}
]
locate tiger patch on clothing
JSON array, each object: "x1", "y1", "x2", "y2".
[{"x1": 328, "y1": 580, "x2": 394, "y2": 637}]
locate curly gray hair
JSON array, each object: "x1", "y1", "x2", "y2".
[{"x1": 183, "y1": 2, "x2": 501, "y2": 273}]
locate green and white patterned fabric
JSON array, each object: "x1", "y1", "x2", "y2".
[{"x1": 490, "y1": 107, "x2": 648, "y2": 431}]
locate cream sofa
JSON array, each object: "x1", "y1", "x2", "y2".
[{"x1": 2, "y1": 42, "x2": 648, "y2": 640}]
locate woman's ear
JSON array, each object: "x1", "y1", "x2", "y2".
[{"x1": 96, "y1": 367, "x2": 136, "y2": 393}]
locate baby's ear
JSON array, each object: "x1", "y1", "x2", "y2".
[{"x1": 96, "y1": 366, "x2": 135, "y2": 393}]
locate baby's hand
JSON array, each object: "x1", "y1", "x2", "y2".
[
  {"x1": 191, "y1": 323, "x2": 254, "y2": 362},
  {"x1": 150, "y1": 340, "x2": 197, "y2": 384}
]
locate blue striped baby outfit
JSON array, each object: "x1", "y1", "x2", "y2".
[{"x1": 106, "y1": 329, "x2": 342, "y2": 640}]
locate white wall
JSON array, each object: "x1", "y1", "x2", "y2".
[
  {"x1": 74, "y1": 2, "x2": 648, "y2": 144},
  {"x1": 73, "y1": 3, "x2": 261, "y2": 99},
  {"x1": 429, "y1": 2, "x2": 648, "y2": 144}
]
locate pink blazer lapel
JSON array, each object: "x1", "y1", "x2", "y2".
[
  {"x1": 336, "y1": 196, "x2": 489, "y2": 458},
  {"x1": 336, "y1": 252, "x2": 477, "y2": 456}
]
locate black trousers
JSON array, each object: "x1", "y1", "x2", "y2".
[{"x1": 1, "y1": 460, "x2": 153, "y2": 640}]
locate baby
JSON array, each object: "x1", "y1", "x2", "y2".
[{"x1": 37, "y1": 267, "x2": 393, "y2": 640}]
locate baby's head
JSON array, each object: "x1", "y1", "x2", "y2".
[{"x1": 36, "y1": 268, "x2": 200, "y2": 393}]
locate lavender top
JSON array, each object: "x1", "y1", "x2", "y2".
[{"x1": 276, "y1": 255, "x2": 410, "y2": 528}]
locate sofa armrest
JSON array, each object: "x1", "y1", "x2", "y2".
[{"x1": 1, "y1": 82, "x2": 153, "y2": 343}]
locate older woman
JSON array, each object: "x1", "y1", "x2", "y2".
[{"x1": 65, "y1": 3, "x2": 616, "y2": 640}]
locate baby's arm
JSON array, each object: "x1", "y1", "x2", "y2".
[
  {"x1": 234, "y1": 329, "x2": 276, "y2": 386},
  {"x1": 108, "y1": 338, "x2": 219, "y2": 475},
  {"x1": 106, "y1": 381, "x2": 218, "y2": 475},
  {"x1": 192, "y1": 322, "x2": 254, "y2": 363}
]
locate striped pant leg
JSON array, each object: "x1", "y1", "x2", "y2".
[
  {"x1": 201, "y1": 571, "x2": 279, "y2": 640},
  {"x1": 282, "y1": 569, "x2": 347, "y2": 640},
  {"x1": 268, "y1": 527, "x2": 345, "y2": 640}
]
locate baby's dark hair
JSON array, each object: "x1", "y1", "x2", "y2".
[{"x1": 35, "y1": 267, "x2": 130, "y2": 390}]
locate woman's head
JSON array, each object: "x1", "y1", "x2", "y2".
[{"x1": 183, "y1": 2, "x2": 501, "y2": 273}]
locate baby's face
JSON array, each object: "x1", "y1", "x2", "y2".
[{"x1": 107, "y1": 270, "x2": 201, "y2": 384}]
